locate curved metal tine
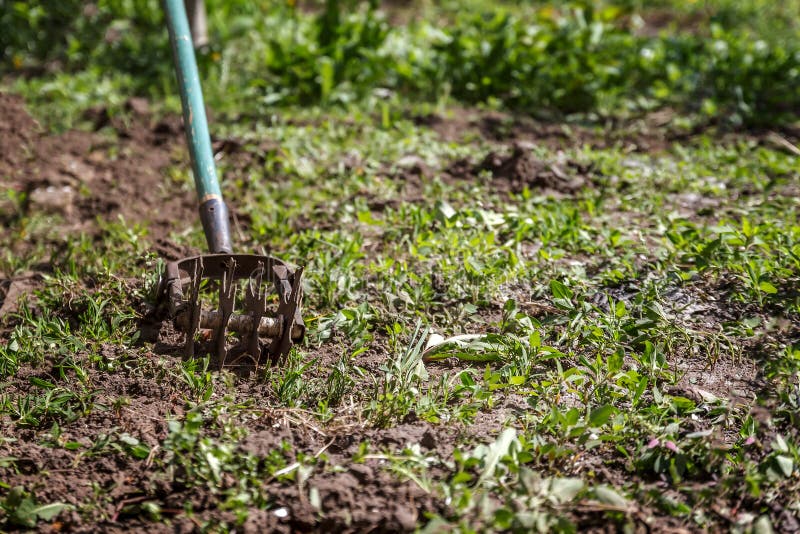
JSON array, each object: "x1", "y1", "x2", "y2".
[
  {"x1": 244, "y1": 260, "x2": 269, "y2": 364},
  {"x1": 215, "y1": 257, "x2": 237, "y2": 367},
  {"x1": 185, "y1": 258, "x2": 203, "y2": 358},
  {"x1": 268, "y1": 265, "x2": 301, "y2": 365},
  {"x1": 272, "y1": 264, "x2": 292, "y2": 304}
]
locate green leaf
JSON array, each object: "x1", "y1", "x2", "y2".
[
  {"x1": 436, "y1": 201, "x2": 456, "y2": 220},
  {"x1": 549, "y1": 478, "x2": 584, "y2": 503},
  {"x1": 10, "y1": 496, "x2": 38, "y2": 527},
  {"x1": 753, "y1": 515, "x2": 775, "y2": 534},
  {"x1": 589, "y1": 405, "x2": 615, "y2": 427},
  {"x1": 565, "y1": 408, "x2": 580, "y2": 426},
  {"x1": 119, "y1": 433, "x2": 139, "y2": 446},
  {"x1": 759, "y1": 281, "x2": 778, "y2": 294},
  {"x1": 318, "y1": 56, "x2": 334, "y2": 101},
  {"x1": 422, "y1": 333, "x2": 504, "y2": 362},
  {"x1": 529, "y1": 330, "x2": 541, "y2": 348},
  {"x1": 549, "y1": 280, "x2": 573, "y2": 301},
  {"x1": 2, "y1": 486, "x2": 68, "y2": 527},
  {"x1": 4, "y1": 486, "x2": 26, "y2": 507},
  {"x1": 31, "y1": 502, "x2": 69, "y2": 521},
  {"x1": 670, "y1": 396, "x2": 696, "y2": 411},
  {"x1": 773, "y1": 434, "x2": 789, "y2": 453},
  {"x1": 477, "y1": 428, "x2": 517, "y2": 486},
  {"x1": 607, "y1": 350, "x2": 623, "y2": 373},
  {"x1": 127, "y1": 443, "x2": 151, "y2": 460},
  {"x1": 594, "y1": 485, "x2": 628, "y2": 508},
  {"x1": 776, "y1": 455, "x2": 793, "y2": 477},
  {"x1": 28, "y1": 377, "x2": 55, "y2": 389},
  {"x1": 452, "y1": 471, "x2": 472, "y2": 484}
]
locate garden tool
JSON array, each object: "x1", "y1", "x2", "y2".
[{"x1": 159, "y1": 0, "x2": 304, "y2": 366}]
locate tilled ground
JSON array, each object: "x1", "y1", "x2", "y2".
[
  {"x1": 1, "y1": 91, "x2": 799, "y2": 532},
  {"x1": 0, "y1": 93, "x2": 455, "y2": 532}
]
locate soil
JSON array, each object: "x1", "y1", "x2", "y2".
[
  {"x1": 0, "y1": 93, "x2": 463, "y2": 532},
  {"x1": 408, "y1": 141, "x2": 595, "y2": 200},
  {"x1": 473, "y1": 142, "x2": 594, "y2": 195},
  {"x1": 0, "y1": 273, "x2": 43, "y2": 319},
  {"x1": 413, "y1": 107, "x2": 800, "y2": 156},
  {"x1": 0, "y1": 92, "x2": 198, "y2": 328},
  {"x1": 1, "y1": 352, "x2": 461, "y2": 533},
  {"x1": 1, "y1": 93, "x2": 195, "y2": 248},
  {"x1": 412, "y1": 108, "x2": 675, "y2": 153},
  {"x1": 0, "y1": 92, "x2": 795, "y2": 532}
]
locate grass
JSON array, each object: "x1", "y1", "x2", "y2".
[{"x1": 1, "y1": 0, "x2": 800, "y2": 531}]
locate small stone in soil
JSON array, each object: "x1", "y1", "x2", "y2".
[{"x1": 393, "y1": 505, "x2": 417, "y2": 531}]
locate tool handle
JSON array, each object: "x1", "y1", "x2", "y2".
[{"x1": 164, "y1": 0, "x2": 232, "y2": 254}]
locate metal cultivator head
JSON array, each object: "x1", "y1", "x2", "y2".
[
  {"x1": 161, "y1": 254, "x2": 304, "y2": 367},
  {"x1": 162, "y1": 1, "x2": 304, "y2": 368}
]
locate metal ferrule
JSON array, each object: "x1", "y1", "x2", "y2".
[{"x1": 199, "y1": 197, "x2": 233, "y2": 254}]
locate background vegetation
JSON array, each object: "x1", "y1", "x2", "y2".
[{"x1": 3, "y1": 0, "x2": 800, "y2": 127}]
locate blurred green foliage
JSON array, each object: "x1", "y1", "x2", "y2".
[
  {"x1": 1, "y1": 0, "x2": 171, "y2": 86},
  {"x1": 2, "y1": 0, "x2": 798, "y2": 125}
]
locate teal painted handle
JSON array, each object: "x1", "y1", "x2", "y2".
[
  {"x1": 164, "y1": 0, "x2": 220, "y2": 200},
  {"x1": 164, "y1": 0, "x2": 232, "y2": 253}
]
